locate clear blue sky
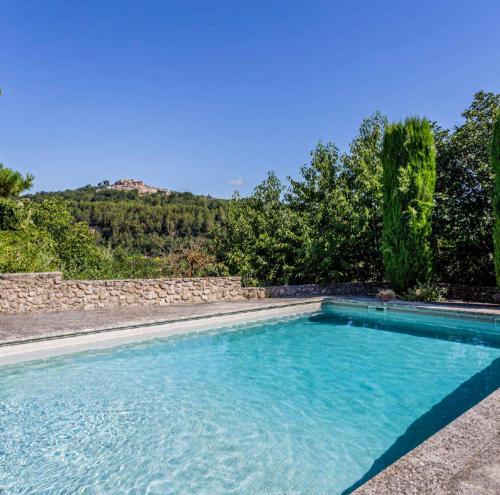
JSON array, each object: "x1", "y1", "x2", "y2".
[{"x1": 1, "y1": 0, "x2": 499, "y2": 197}]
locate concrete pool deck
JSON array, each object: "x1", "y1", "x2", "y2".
[
  {"x1": 0, "y1": 297, "x2": 322, "y2": 345},
  {"x1": 0, "y1": 295, "x2": 499, "y2": 494}
]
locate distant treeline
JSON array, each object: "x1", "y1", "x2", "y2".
[{"x1": 29, "y1": 188, "x2": 227, "y2": 256}]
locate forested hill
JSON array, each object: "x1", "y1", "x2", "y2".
[{"x1": 28, "y1": 185, "x2": 227, "y2": 256}]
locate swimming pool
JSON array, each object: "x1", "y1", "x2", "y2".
[{"x1": 1, "y1": 302, "x2": 499, "y2": 494}]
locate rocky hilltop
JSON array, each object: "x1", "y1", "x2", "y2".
[{"x1": 107, "y1": 179, "x2": 170, "y2": 195}]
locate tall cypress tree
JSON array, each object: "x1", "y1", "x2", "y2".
[
  {"x1": 493, "y1": 111, "x2": 500, "y2": 286},
  {"x1": 381, "y1": 117, "x2": 436, "y2": 292}
]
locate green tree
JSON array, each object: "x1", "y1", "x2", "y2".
[
  {"x1": 215, "y1": 172, "x2": 303, "y2": 285},
  {"x1": 287, "y1": 143, "x2": 353, "y2": 282},
  {"x1": 381, "y1": 117, "x2": 436, "y2": 292},
  {"x1": 341, "y1": 112, "x2": 387, "y2": 280},
  {"x1": 0, "y1": 163, "x2": 34, "y2": 198},
  {"x1": 286, "y1": 118, "x2": 388, "y2": 284},
  {"x1": 0, "y1": 226, "x2": 58, "y2": 273},
  {"x1": 432, "y1": 91, "x2": 500, "y2": 285},
  {"x1": 216, "y1": 119, "x2": 388, "y2": 286},
  {"x1": 493, "y1": 111, "x2": 500, "y2": 286}
]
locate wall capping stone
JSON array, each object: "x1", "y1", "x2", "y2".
[{"x1": 0, "y1": 272, "x2": 63, "y2": 280}]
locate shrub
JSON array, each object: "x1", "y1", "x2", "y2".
[
  {"x1": 0, "y1": 198, "x2": 25, "y2": 230},
  {"x1": 381, "y1": 117, "x2": 436, "y2": 292},
  {"x1": 0, "y1": 228, "x2": 58, "y2": 273},
  {"x1": 402, "y1": 283, "x2": 446, "y2": 302},
  {"x1": 0, "y1": 198, "x2": 108, "y2": 278},
  {"x1": 95, "y1": 248, "x2": 170, "y2": 280}
]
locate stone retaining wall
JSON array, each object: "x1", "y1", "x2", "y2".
[
  {"x1": 243, "y1": 282, "x2": 499, "y2": 303},
  {"x1": 1, "y1": 273, "x2": 498, "y2": 314},
  {"x1": 242, "y1": 282, "x2": 389, "y2": 299},
  {"x1": 0, "y1": 272, "x2": 243, "y2": 314},
  {"x1": 437, "y1": 283, "x2": 499, "y2": 303}
]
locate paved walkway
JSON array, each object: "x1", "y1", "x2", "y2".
[
  {"x1": 0, "y1": 297, "x2": 318, "y2": 344},
  {"x1": 446, "y1": 433, "x2": 500, "y2": 494}
]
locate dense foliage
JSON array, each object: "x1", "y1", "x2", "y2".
[
  {"x1": 0, "y1": 196, "x2": 225, "y2": 280},
  {"x1": 432, "y1": 91, "x2": 500, "y2": 285},
  {"x1": 493, "y1": 110, "x2": 500, "y2": 285},
  {"x1": 381, "y1": 118, "x2": 436, "y2": 292},
  {"x1": 216, "y1": 92, "x2": 498, "y2": 288},
  {"x1": 214, "y1": 173, "x2": 304, "y2": 286},
  {"x1": 29, "y1": 187, "x2": 227, "y2": 256},
  {"x1": 0, "y1": 198, "x2": 105, "y2": 277},
  {"x1": 341, "y1": 112, "x2": 387, "y2": 280},
  {"x1": 216, "y1": 113, "x2": 387, "y2": 285},
  {"x1": 1, "y1": 91, "x2": 498, "y2": 290}
]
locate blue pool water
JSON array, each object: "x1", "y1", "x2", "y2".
[{"x1": 1, "y1": 304, "x2": 499, "y2": 494}]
